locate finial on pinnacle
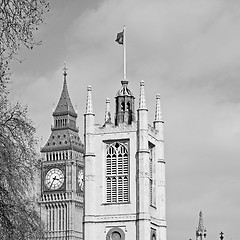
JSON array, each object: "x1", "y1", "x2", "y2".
[
  {"x1": 155, "y1": 93, "x2": 163, "y2": 122},
  {"x1": 87, "y1": 85, "x2": 92, "y2": 92},
  {"x1": 86, "y1": 85, "x2": 93, "y2": 114},
  {"x1": 139, "y1": 80, "x2": 147, "y2": 109},
  {"x1": 104, "y1": 98, "x2": 111, "y2": 124},
  {"x1": 63, "y1": 62, "x2": 68, "y2": 76}
]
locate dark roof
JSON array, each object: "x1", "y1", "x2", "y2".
[
  {"x1": 53, "y1": 76, "x2": 77, "y2": 117},
  {"x1": 41, "y1": 129, "x2": 84, "y2": 153}
]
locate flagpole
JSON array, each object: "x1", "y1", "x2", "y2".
[{"x1": 123, "y1": 25, "x2": 126, "y2": 80}]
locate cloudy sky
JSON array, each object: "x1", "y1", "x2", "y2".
[{"x1": 10, "y1": 0, "x2": 240, "y2": 239}]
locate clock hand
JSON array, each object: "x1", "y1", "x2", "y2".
[{"x1": 49, "y1": 176, "x2": 57, "y2": 188}]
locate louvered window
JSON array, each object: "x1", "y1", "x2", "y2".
[
  {"x1": 59, "y1": 208, "x2": 61, "y2": 230},
  {"x1": 106, "y1": 142, "x2": 129, "y2": 203}
]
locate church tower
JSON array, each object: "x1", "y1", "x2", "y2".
[
  {"x1": 83, "y1": 77, "x2": 166, "y2": 240},
  {"x1": 39, "y1": 66, "x2": 84, "y2": 239},
  {"x1": 196, "y1": 211, "x2": 207, "y2": 240}
]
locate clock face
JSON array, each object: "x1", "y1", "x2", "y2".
[
  {"x1": 77, "y1": 169, "x2": 84, "y2": 191},
  {"x1": 45, "y1": 168, "x2": 64, "y2": 190}
]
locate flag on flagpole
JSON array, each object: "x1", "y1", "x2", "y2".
[{"x1": 115, "y1": 30, "x2": 124, "y2": 45}]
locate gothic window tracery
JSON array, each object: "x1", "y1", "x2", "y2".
[{"x1": 106, "y1": 142, "x2": 129, "y2": 203}]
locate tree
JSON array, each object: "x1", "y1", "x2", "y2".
[
  {"x1": 0, "y1": 0, "x2": 49, "y2": 238},
  {"x1": 0, "y1": 97, "x2": 44, "y2": 239},
  {"x1": 0, "y1": 0, "x2": 49, "y2": 87}
]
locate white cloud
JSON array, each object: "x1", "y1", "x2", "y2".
[{"x1": 10, "y1": 0, "x2": 240, "y2": 239}]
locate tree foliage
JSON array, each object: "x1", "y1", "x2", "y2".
[
  {"x1": 0, "y1": 0, "x2": 49, "y2": 86},
  {"x1": 0, "y1": 0, "x2": 49, "y2": 238},
  {"x1": 0, "y1": 94, "x2": 45, "y2": 239}
]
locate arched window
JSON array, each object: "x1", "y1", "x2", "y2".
[
  {"x1": 127, "y1": 102, "x2": 130, "y2": 111},
  {"x1": 106, "y1": 142, "x2": 129, "y2": 203},
  {"x1": 120, "y1": 102, "x2": 125, "y2": 111},
  {"x1": 151, "y1": 228, "x2": 156, "y2": 240}
]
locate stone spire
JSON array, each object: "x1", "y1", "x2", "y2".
[
  {"x1": 86, "y1": 85, "x2": 93, "y2": 114},
  {"x1": 53, "y1": 64, "x2": 77, "y2": 117},
  {"x1": 104, "y1": 98, "x2": 111, "y2": 124},
  {"x1": 196, "y1": 211, "x2": 207, "y2": 240},
  {"x1": 138, "y1": 80, "x2": 147, "y2": 109},
  {"x1": 154, "y1": 93, "x2": 163, "y2": 122}
]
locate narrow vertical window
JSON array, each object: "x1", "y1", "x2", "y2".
[
  {"x1": 49, "y1": 207, "x2": 51, "y2": 231},
  {"x1": 59, "y1": 207, "x2": 61, "y2": 231},
  {"x1": 52, "y1": 208, "x2": 55, "y2": 231},
  {"x1": 62, "y1": 206, "x2": 65, "y2": 231},
  {"x1": 150, "y1": 148, "x2": 153, "y2": 205},
  {"x1": 149, "y1": 143, "x2": 156, "y2": 206},
  {"x1": 106, "y1": 142, "x2": 129, "y2": 203},
  {"x1": 121, "y1": 102, "x2": 125, "y2": 111},
  {"x1": 151, "y1": 228, "x2": 156, "y2": 240},
  {"x1": 127, "y1": 102, "x2": 130, "y2": 111}
]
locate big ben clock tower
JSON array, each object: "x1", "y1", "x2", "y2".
[{"x1": 39, "y1": 66, "x2": 84, "y2": 239}]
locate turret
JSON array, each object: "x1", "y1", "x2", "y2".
[
  {"x1": 104, "y1": 98, "x2": 112, "y2": 124},
  {"x1": 153, "y1": 93, "x2": 164, "y2": 140},
  {"x1": 115, "y1": 79, "x2": 135, "y2": 125},
  {"x1": 83, "y1": 85, "x2": 96, "y2": 239},
  {"x1": 136, "y1": 80, "x2": 150, "y2": 240}
]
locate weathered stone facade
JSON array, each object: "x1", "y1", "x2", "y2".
[
  {"x1": 39, "y1": 67, "x2": 166, "y2": 240},
  {"x1": 83, "y1": 79, "x2": 166, "y2": 240}
]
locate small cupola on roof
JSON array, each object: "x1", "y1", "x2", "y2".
[
  {"x1": 114, "y1": 26, "x2": 135, "y2": 125},
  {"x1": 53, "y1": 65, "x2": 77, "y2": 118},
  {"x1": 115, "y1": 78, "x2": 135, "y2": 125}
]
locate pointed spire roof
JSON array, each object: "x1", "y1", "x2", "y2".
[
  {"x1": 196, "y1": 211, "x2": 207, "y2": 239},
  {"x1": 53, "y1": 64, "x2": 77, "y2": 118},
  {"x1": 104, "y1": 98, "x2": 112, "y2": 124},
  {"x1": 139, "y1": 80, "x2": 147, "y2": 109},
  {"x1": 116, "y1": 81, "x2": 134, "y2": 96},
  {"x1": 86, "y1": 85, "x2": 93, "y2": 114},
  {"x1": 197, "y1": 211, "x2": 205, "y2": 232},
  {"x1": 154, "y1": 93, "x2": 163, "y2": 122}
]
